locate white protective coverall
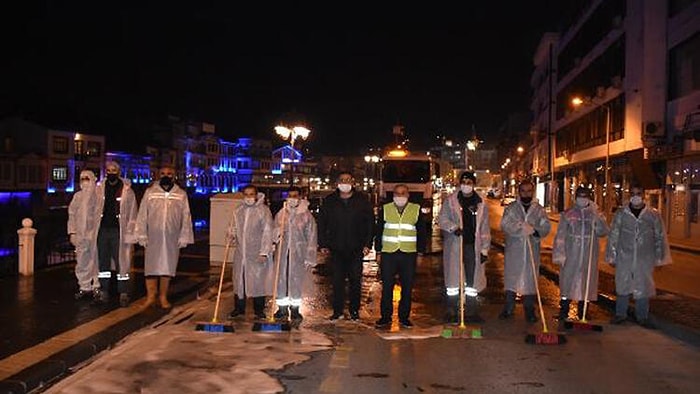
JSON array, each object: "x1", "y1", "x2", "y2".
[
  {"x1": 67, "y1": 170, "x2": 100, "y2": 291},
  {"x1": 438, "y1": 191, "x2": 491, "y2": 296},
  {"x1": 135, "y1": 183, "x2": 194, "y2": 276},
  {"x1": 272, "y1": 199, "x2": 317, "y2": 307},
  {"x1": 95, "y1": 177, "x2": 138, "y2": 284},
  {"x1": 228, "y1": 192, "x2": 274, "y2": 298},
  {"x1": 500, "y1": 199, "x2": 551, "y2": 294},
  {"x1": 553, "y1": 203, "x2": 609, "y2": 301},
  {"x1": 605, "y1": 205, "x2": 671, "y2": 298}
]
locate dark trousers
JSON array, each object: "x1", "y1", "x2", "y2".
[
  {"x1": 331, "y1": 249, "x2": 364, "y2": 315},
  {"x1": 380, "y1": 251, "x2": 417, "y2": 321},
  {"x1": 462, "y1": 242, "x2": 476, "y2": 288},
  {"x1": 97, "y1": 227, "x2": 127, "y2": 294}
]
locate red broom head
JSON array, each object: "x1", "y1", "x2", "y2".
[{"x1": 525, "y1": 332, "x2": 567, "y2": 345}]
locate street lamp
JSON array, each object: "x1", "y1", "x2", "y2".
[
  {"x1": 571, "y1": 96, "x2": 612, "y2": 218},
  {"x1": 275, "y1": 125, "x2": 311, "y2": 186}
]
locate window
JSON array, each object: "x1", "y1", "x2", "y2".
[
  {"x1": 52, "y1": 166, "x2": 68, "y2": 181},
  {"x1": 86, "y1": 141, "x2": 101, "y2": 157},
  {"x1": 669, "y1": 32, "x2": 700, "y2": 100},
  {"x1": 53, "y1": 137, "x2": 69, "y2": 154},
  {"x1": 74, "y1": 140, "x2": 84, "y2": 155}
]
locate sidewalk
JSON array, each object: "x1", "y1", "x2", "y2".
[
  {"x1": 0, "y1": 236, "x2": 212, "y2": 394},
  {"x1": 543, "y1": 212, "x2": 700, "y2": 300}
]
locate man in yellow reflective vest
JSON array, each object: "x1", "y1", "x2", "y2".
[{"x1": 374, "y1": 184, "x2": 428, "y2": 329}]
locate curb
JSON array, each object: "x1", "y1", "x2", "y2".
[{"x1": 0, "y1": 277, "x2": 210, "y2": 394}]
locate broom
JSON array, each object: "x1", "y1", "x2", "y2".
[
  {"x1": 524, "y1": 236, "x2": 566, "y2": 345},
  {"x1": 195, "y1": 206, "x2": 236, "y2": 333},
  {"x1": 564, "y1": 219, "x2": 603, "y2": 332},
  {"x1": 441, "y1": 203, "x2": 482, "y2": 339},
  {"x1": 253, "y1": 202, "x2": 291, "y2": 332}
]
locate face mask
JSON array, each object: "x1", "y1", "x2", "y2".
[
  {"x1": 576, "y1": 197, "x2": 589, "y2": 207},
  {"x1": 393, "y1": 196, "x2": 408, "y2": 207},
  {"x1": 80, "y1": 181, "x2": 93, "y2": 190},
  {"x1": 460, "y1": 185, "x2": 473, "y2": 195},
  {"x1": 244, "y1": 197, "x2": 256, "y2": 206},
  {"x1": 107, "y1": 173, "x2": 119, "y2": 182},
  {"x1": 338, "y1": 184, "x2": 352, "y2": 193},
  {"x1": 520, "y1": 196, "x2": 532, "y2": 205},
  {"x1": 287, "y1": 198, "x2": 299, "y2": 208},
  {"x1": 630, "y1": 196, "x2": 643, "y2": 206},
  {"x1": 159, "y1": 176, "x2": 173, "y2": 187}
]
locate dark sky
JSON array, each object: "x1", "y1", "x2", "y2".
[{"x1": 0, "y1": 2, "x2": 571, "y2": 155}]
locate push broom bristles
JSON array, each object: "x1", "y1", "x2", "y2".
[{"x1": 564, "y1": 320, "x2": 603, "y2": 332}]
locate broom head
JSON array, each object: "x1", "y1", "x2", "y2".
[
  {"x1": 564, "y1": 320, "x2": 604, "y2": 332},
  {"x1": 195, "y1": 321, "x2": 235, "y2": 333},
  {"x1": 525, "y1": 332, "x2": 567, "y2": 345}
]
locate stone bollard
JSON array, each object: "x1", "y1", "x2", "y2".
[{"x1": 17, "y1": 218, "x2": 37, "y2": 276}]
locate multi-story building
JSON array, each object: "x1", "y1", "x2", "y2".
[{"x1": 531, "y1": 0, "x2": 700, "y2": 241}]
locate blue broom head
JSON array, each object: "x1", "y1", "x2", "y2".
[{"x1": 196, "y1": 322, "x2": 235, "y2": 333}]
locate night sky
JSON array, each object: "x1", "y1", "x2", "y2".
[{"x1": 1, "y1": 2, "x2": 572, "y2": 155}]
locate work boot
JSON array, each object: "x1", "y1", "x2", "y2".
[
  {"x1": 158, "y1": 276, "x2": 172, "y2": 309},
  {"x1": 119, "y1": 293, "x2": 130, "y2": 308},
  {"x1": 253, "y1": 296, "x2": 266, "y2": 319},
  {"x1": 74, "y1": 289, "x2": 92, "y2": 300},
  {"x1": 274, "y1": 306, "x2": 289, "y2": 321},
  {"x1": 144, "y1": 277, "x2": 158, "y2": 308},
  {"x1": 228, "y1": 295, "x2": 246, "y2": 319},
  {"x1": 524, "y1": 307, "x2": 537, "y2": 323},
  {"x1": 499, "y1": 290, "x2": 516, "y2": 320},
  {"x1": 290, "y1": 306, "x2": 303, "y2": 321},
  {"x1": 558, "y1": 299, "x2": 571, "y2": 321},
  {"x1": 523, "y1": 295, "x2": 537, "y2": 323},
  {"x1": 465, "y1": 296, "x2": 484, "y2": 324},
  {"x1": 577, "y1": 301, "x2": 586, "y2": 320},
  {"x1": 445, "y1": 295, "x2": 459, "y2": 324},
  {"x1": 92, "y1": 289, "x2": 109, "y2": 304}
]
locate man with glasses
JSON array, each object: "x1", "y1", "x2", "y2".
[
  {"x1": 318, "y1": 171, "x2": 374, "y2": 321},
  {"x1": 135, "y1": 166, "x2": 194, "y2": 309},
  {"x1": 95, "y1": 161, "x2": 139, "y2": 306}
]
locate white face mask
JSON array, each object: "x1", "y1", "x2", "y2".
[
  {"x1": 460, "y1": 185, "x2": 473, "y2": 195},
  {"x1": 630, "y1": 195, "x2": 643, "y2": 206},
  {"x1": 576, "y1": 197, "x2": 589, "y2": 207},
  {"x1": 243, "y1": 197, "x2": 256, "y2": 206},
  {"x1": 338, "y1": 184, "x2": 352, "y2": 193},
  {"x1": 287, "y1": 198, "x2": 299, "y2": 208},
  {"x1": 393, "y1": 196, "x2": 408, "y2": 207},
  {"x1": 80, "y1": 181, "x2": 93, "y2": 190}
]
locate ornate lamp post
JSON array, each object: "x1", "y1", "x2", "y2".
[{"x1": 275, "y1": 125, "x2": 311, "y2": 186}]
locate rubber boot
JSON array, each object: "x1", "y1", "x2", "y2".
[
  {"x1": 499, "y1": 290, "x2": 516, "y2": 319},
  {"x1": 445, "y1": 295, "x2": 459, "y2": 324},
  {"x1": 144, "y1": 277, "x2": 158, "y2": 308},
  {"x1": 158, "y1": 276, "x2": 172, "y2": 309},
  {"x1": 465, "y1": 295, "x2": 484, "y2": 324},
  {"x1": 558, "y1": 299, "x2": 571, "y2": 321},
  {"x1": 229, "y1": 295, "x2": 246, "y2": 319},
  {"x1": 577, "y1": 300, "x2": 586, "y2": 320},
  {"x1": 253, "y1": 296, "x2": 266, "y2": 319},
  {"x1": 274, "y1": 305, "x2": 290, "y2": 321},
  {"x1": 290, "y1": 306, "x2": 303, "y2": 321},
  {"x1": 523, "y1": 295, "x2": 537, "y2": 323}
]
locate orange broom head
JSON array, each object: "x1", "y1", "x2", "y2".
[{"x1": 525, "y1": 332, "x2": 567, "y2": 345}]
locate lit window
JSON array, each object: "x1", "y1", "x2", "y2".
[{"x1": 52, "y1": 166, "x2": 68, "y2": 181}]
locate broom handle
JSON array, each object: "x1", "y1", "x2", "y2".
[
  {"x1": 213, "y1": 205, "x2": 237, "y2": 323},
  {"x1": 526, "y1": 236, "x2": 548, "y2": 333},
  {"x1": 582, "y1": 215, "x2": 596, "y2": 322},
  {"x1": 269, "y1": 203, "x2": 286, "y2": 322},
  {"x1": 458, "y1": 203, "x2": 465, "y2": 328}
]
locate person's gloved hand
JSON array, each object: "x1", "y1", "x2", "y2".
[
  {"x1": 225, "y1": 230, "x2": 235, "y2": 245},
  {"x1": 304, "y1": 260, "x2": 316, "y2": 270},
  {"x1": 522, "y1": 222, "x2": 535, "y2": 236},
  {"x1": 69, "y1": 234, "x2": 79, "y2": 247},
  {"x1": 258, "y1": 255, "x2": 268, "y2": 264},
  {"x1": 480, "y1": 253, "x2": 488, "y2": 264},
  {"x1": 453, "y1": 228, "x2": 463, "y2": 237},
  {"x1": 138, "y1": 237, "x2": 148, "y2": 248}
]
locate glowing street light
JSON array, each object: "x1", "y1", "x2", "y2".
[{"x1": 275, "y1": 125, "x2": 311, "y2": 186}]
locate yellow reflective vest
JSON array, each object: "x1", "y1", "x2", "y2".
[{"x1": 381, "y1": 202, "x2": 420, "y2": 253}]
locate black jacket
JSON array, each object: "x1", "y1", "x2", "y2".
[{"x1": 318, "y1": 189, "x2": 374, "y2": 252}]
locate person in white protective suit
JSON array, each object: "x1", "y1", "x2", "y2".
[
  {"x1": 95, "y1": 161, "x2": 139, "y2": 307},
  {"x1": 67, "y1": 170, "x2": 101, "y2": 301},
  {"x1": 606, "y1": 183, "x2": 671, "y2": 329},
  {"x1": 499, "y1": 179, "x2": 551, "y2": 322},
  {"x1": 135, "y1": 166, "x2": 194, "y2": 309},
  {"x1": 438, "y1": 171, "x2": 491, "y2": 323},
  {"x1": 271, "y1": 187, "x2": 317, "y2": 322},
  {"x1": 552, "y1": 186, "x2": 609, "y2": 323},
  {"x1": 226, "y1": 184, "x2": 274, "y2": 320}
]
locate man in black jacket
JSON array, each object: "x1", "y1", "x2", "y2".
[{"x1": 318, "y1": 171, "x2": 374, "y2": 321}]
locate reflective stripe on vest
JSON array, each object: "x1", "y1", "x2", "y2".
[{"x1": 381, "y1": 202, "x2": 420, "y2": 253}]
